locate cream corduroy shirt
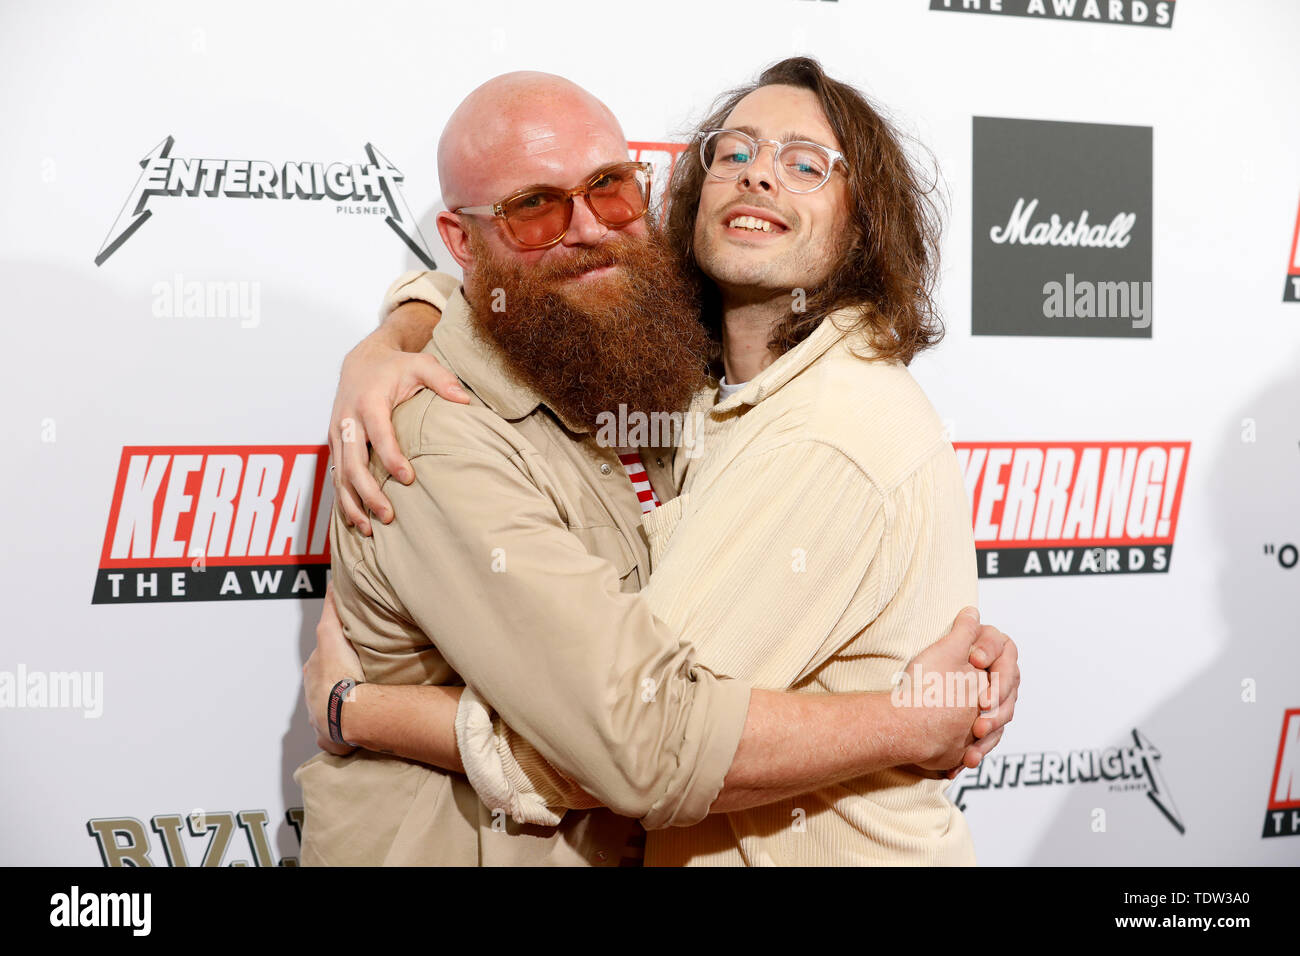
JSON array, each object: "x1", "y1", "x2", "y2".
[{"x1": 458, "y1": 303, "x2": 981, "y2": 866}]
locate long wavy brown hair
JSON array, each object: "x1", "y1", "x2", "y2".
[{"x1": 662, "y1": 57, "x2": 946, "y2": 365}]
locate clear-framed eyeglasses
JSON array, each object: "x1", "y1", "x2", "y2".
[{"x1": 699, "y1": 128, "x2": 847, "y2": 194}]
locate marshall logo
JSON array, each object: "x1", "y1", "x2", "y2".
[
  {"x1": 954, "y1": 441, "x2": 1189, "y2": 578},
  {"x1": 990, "y1": 198, "x2": 1136, "y2": 248},
  {"x1": 1262, "y1": 708, "x2": 1300, "y2": 838},
  {"x1": 95, "y1": 137, "x2": 435, "y2": 268},
  {"x1": 88, "y1": 808, "x2": 304, "y2": 866},
  {"x1": 93, "y1": 445, "x2": 332, "y2": 603},
  {"x1": 973, "y1": 117, "x2": 1152, "y2": 337},
  {"x1": 1284, "y1": 194, "x2": 1300, "y2": 302},
  {"x1": 952, "y1": 728, "x2": 1185, "y2": 834},
  {"x1": 930, "y1": 0, "x2": 1175, "y2": 28}
]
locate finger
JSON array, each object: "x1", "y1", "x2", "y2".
[
  {"x1": 367, "y1": 411, "x2": 414, "y2": 486},
  {"x1": 973, "y1": 687, "x2": 1017, "y2": 738},
  {"x1": 948, "y1": 606, "x2": 981, "y2": 651},
  {"x1": 328, "y1": 432, "x2": 346, "y2": 523},
  {"x1": 332, "y1": 461, "x2": 371, "y2": 536},
  {"x1": 351, "y1": 399, "x2": 400, "y2": 517},
  {"x1": 987, "y1": 636, "x2": 1021, "y2": 700},
  {"x1": 981, "y1": 665, "x2": 1012, "y2": 714},
  {"x1": 329, "y1": 435, "x2": 358, "y2": 530},
  {"x1": 966, "y1": 726, "x2": 1005, "y2": 765},
  {"x1": 413, "y1": 354, "x2": 470, "y2": 405},
  {"x1": 334, "y1": 424, "x2": 374, "y2": 535},
  {"x1": 969, "y1": 624, "x2": 1008, "y2": 669},
  {"x1": 340, "y1": 414, "x2": 389, "y2": 530}
]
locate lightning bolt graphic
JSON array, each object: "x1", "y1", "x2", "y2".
[
  {"x1": 1133, "y1": 728, "x2": 1185, "y2": 835},
  {"x1": 365, "y1": 143, "x2": 437, "y2": 269},
  {"x1": 95, "y1": 136, "x2": 174, "y2": 267}
]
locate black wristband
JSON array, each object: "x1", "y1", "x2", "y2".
[{"x1": 328, "y1": 678, "x2": 359, "y2": 746}]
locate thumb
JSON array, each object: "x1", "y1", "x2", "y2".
[{"x1": 952, "y1": 606, "x2": 981, "y2": 647}]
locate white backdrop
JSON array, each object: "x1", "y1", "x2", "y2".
[{"x1": 2, "y1": 0, "x2": 1298, "y2": 866}]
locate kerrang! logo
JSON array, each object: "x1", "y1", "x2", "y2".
[
  {"x1": 1284, "y1": 194, "x2": 1300, "y2": 303},
  {"x1": 951, "y1": 728, "x2": 1185, "y2": 834},
  {"x1": 94, "y1": 137, "x2": 436, "y2": 268},
  {"x1": 93, "y1": 446, "x2": 333, "y2": 604},
  {"x1": 1262, "y1": 708, "x2": 1300, "y2": 838},
  {"x1": 954, "y1": 441, "x2": 1189, "y2": 579},
  {"x1": 929, "y1": 0, "x2": 1175, "y2": 28}
]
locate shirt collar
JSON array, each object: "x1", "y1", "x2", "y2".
[
  {"x1": 430, "y1": 286, "x2": 593, "y2": 434},
  {"x1": 712, "y1": 307, "x2": 868, "y2": 413}
]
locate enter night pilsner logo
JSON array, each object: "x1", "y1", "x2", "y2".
[
  {"x1": 955, "y1": 442, "x2": 1189, "y2": 579},
  {"x1": 94, "y1": 137, "x2": 436, "y2": 269},
  {"x1": 93, "y1": 446, "x2": 333, "y2": 603},
  {"x1": 972, "y1": 117, "x2": 1153, "y2": 338}
]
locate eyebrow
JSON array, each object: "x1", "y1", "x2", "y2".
[
  {"x1": 729, "y1": 125, "x2": 838, "y2": 149},
  {"x1": 500, "y1": 162, "x2": 632, "y2": 197}
]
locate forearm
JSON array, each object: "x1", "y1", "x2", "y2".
[
  {"x1": 342, "y1": 682, "x2": 920, "y2": 816},
  {"x1": 469, "y1": 685, "x2": 925, "y2": 818},
  {"x1": 709, "y1": 688, "x2": 917, "y2": 812},
  {"x1": 375, "y1": 300, "x2": 441, "y2": 352},
  {"x1": 343, "y1": 682, "x2": 466, "y2": 774}
]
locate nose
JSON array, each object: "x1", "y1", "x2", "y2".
[
  {"x1": 560, "y1": 194, "x2": 610, "y2": 247},
  {"x1": 739, "y1": 142, "x2": 778, "y2": 193}
]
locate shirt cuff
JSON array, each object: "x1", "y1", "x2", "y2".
[
  {"x1": 380, "y1": 270, "x2": 459, "y2": 317},
  {"x1": 638, "y1": 672, "x2": 752, "y2": 831},
  {"x1": 454, "y1": 685, "x2": 566, "y2": 827}
]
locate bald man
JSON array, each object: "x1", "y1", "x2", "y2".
[{"x1": 296, "y1": 71, "x2": 1016, "y2": 867}]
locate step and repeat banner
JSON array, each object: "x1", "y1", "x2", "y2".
[{"x1": 2, "y1": 0, "x2": 1297, "y2": 867}]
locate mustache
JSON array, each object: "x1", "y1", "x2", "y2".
[{"x1": 533, "y1": 244, "x2": 624, "y2": 281}]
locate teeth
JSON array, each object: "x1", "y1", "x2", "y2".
[{"x1": 728, "y1": 215, "x2": 775, "y2": 232}]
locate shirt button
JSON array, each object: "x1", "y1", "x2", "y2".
[
  {"x1": 595, "y1": 850, "x2": 609, "y2": 862},
  {"x1": 600, "y1": 463, "x2": 612, "y2": 475}
]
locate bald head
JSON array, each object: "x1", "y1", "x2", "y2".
[{"x1": 438, "y1": 72, "x2": 627, "y2": 212}]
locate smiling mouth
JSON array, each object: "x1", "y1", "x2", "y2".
[
  {"x1": 563, "y1": 263, "x2": 617, "y2": 282},
  {"x1": 724, "y1": 214, "x2": 787, "y2": 235}
]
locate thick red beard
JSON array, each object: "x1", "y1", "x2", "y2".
[{"x1": 463, "y1": 228, "x2": 710, "y2": 432}]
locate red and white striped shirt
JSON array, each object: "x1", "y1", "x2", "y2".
[{"x1": 616, "y1": 448, "x2": 660, "y2": 514}]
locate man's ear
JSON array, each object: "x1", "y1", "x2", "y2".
[{"x1": 436, "y1": 211, "x2": 475, "y2": 270}]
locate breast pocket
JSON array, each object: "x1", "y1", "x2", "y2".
[
  {"x1": 640, "y1": 493, "x2": 689, "y2": 570},
  {"x1": 569, "y1": 524, "x2": 640, "y2": 592}
]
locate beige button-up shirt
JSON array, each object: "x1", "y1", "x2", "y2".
[
  {"x1": 293, "y1": 272, "x2": 752, "y2": 866},
  {"x1": 463, "y1": 302, "x2": 982, "y2": 866}
]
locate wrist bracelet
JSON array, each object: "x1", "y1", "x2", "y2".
[{"x1": 328, "y1": 677, "x2": 359, "y2": 746}]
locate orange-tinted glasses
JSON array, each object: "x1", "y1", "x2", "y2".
[{"x1": 453, "y1": 161, "x2": 652, "y2": 249}]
